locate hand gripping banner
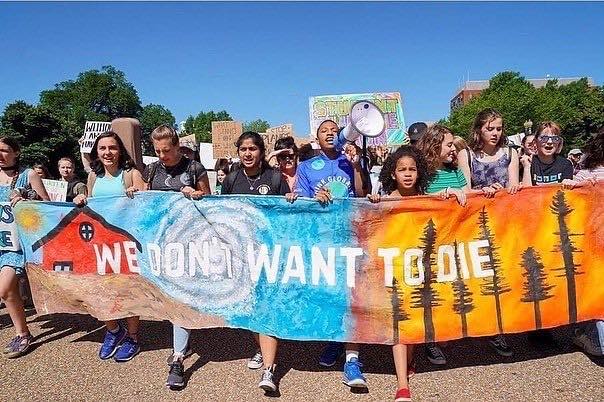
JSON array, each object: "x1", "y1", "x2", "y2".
[{"x1": 13, "y1": 185, "x2": 604, "y2": 345}]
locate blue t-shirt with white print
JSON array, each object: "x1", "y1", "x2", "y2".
[{"x1": 294, "y1": 152, "x2": 356, "y2": 198}]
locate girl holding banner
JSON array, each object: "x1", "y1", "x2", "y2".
[
  {"x1": 0, "y1": 137, "x2": 49, "y2": 358},
  {"x1": 74, "y1": 131, "x2": 145, "y2": 362},
  {"x1": 142, "y1": 125, "x2": 210, "y2": 389},
  {"x1": 221, "y1": 131, "x2": 289, "y2": 393}
]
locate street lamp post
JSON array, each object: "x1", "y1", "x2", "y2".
[{"x1": 523, "y1": 120, "x2": 533, "y2": 135}]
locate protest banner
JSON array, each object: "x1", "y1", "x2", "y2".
[
  {"x1": 212, "y1": 121, "x2": 243, "y2": 158},
  {"x1": 309, "y1": 92, "x2": 406, "y2": 146},
  {"x1": 80, "y1": 121, "x2": 112, "y2": 153},
  {"x1": 15, "y1": 184, "x2": 604, "y2": 344},
  {"x1": 41, "y1": 179, "x2": 68, "y2": 202},
  {"x1": 0, "y1": 202, "x2": 21, "y2": 252},
  {"x1": 179, "y1": 133, "x2": 197, "y2": 150},
  {"x1": 260, "y1": 123, "x2": 294, "y2": 152}
]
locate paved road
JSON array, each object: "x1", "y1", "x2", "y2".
[{"x1": 1, "y1": 309, "x2": 603, "y2": 401}]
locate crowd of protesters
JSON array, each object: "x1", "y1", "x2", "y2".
[{"x1": 1, "y1": 108, "x2": 603, "y2": 402}]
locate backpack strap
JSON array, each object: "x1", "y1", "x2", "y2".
[
  {"x1": 146, "y1": 162, "x2": 159, "y2": 190},
  {"x1": 123, "y1": 168, "x2": 134, "y2": 189},
  {"x1": 271, "y1": 169, "x2": 284, "y2": 194},
  {"x1": 187, "y1": 159, "x2": 198, "y2": 188}
]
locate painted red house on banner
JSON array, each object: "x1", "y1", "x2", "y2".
[{"x1": 32, "y1": 207, "x2": 142, "y2": 275}]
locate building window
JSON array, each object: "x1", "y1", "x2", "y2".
[
  {"x1": 53, "y1": 261, "x2": 73, "y2": 272},
  {"x1": 79, "y1": 222, "x2": 94, "y2": 242}
]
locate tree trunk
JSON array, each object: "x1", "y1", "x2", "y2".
[{"x1": 533, "y1": 300, "x2": 542, "y2": 330}]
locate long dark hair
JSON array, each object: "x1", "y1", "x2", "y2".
[
  {"x1": 582, "y1": 127, "x2": 604, "y2": 170},
  {"x1": 469, "y1": 108, "x2": 506, "y2": 151},
  {"x1": 415, "y1": 124, "x2": 455, "y2": 176},
  {"x1": 235, "y1": 131, "x2": 271, "y2": 171},
  {"x1": 90, "y1": 131, "x2": 135, "y2": 176},
  {"x1": 379, "y1": 145, "x2": 429, "y2": 195}
]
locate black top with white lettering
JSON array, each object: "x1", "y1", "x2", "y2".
[
  {"x1": 144, "y1": 157, "x2": 207, "y2": 191},
  {"x1": 221, "y1": 167, "x2": 289, "y2": 195},
  {"x1": 531, "y1": 155, "x2": 573, "y2": 185}
]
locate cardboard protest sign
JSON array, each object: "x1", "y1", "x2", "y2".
[
  {"x1": 81, "y1": 121, "x2": 112, "y2": 153},
  {"x1": 260, "y1": 124, "x2": 294, "y2": 152},
  {"x1": 42, "y1": 179, "x2": 68, "y2": 202},
  {"x1": 15, "y1": 184, "x2": 604, "y2": 344},
  {"x1": 212, "y1": 121, "x2": 243, "y2": 159},
  {"x1": 198, "y1": 142, "x2": 216, "y2": 171},
  {"x1": 0, "y1": 202, "x2": 20, "y2": 251},
  {"x1": 309, "y1": 92, "x2": 406, "y2": 146}
]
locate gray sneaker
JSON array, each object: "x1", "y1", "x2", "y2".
[
  {"x1": 573, "y1": 328, "x2": 604, "y2": 357},
  {"x1": 247, "y1": 350, "x2": 263, "y2": 369},
  {"x1": 258, "y1": 368, "x2": 277, "y2": 392},
  {"x1": 3, "y1": 333, "x2": 33, "y2": 359}
]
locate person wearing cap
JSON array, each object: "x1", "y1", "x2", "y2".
[
  {"x1": 407, "y1": 122, "x2": 428, "y2": 146},
  {"x1": 567, "y1": 148, "x2": 583, "y2": 175}
]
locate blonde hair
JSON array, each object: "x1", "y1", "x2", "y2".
[
  {"x1": 57, "y1": 157, "x2": 74, "y2": 167},
  {"x1": 453, "y1": 136, "x2": 469, "y2": 153},
  {"x1": 535, "y1": 121, "x2": 562, "y2": 137},
  {"x1": 151, "y1": 124, "x2": 179, "y2": 146}
]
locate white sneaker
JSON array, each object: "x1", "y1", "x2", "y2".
[
  {"x1": 258, "y1": 368, "x2": 277, "y2": 392},
  {"x1": 247, "y1": 350, "x2": 263, "y2": 369},
  {"x1": 573, "y1": 329, "x2": 604, "y2": 357}
]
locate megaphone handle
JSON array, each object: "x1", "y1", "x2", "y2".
[{"x1": 362, "y1": 136, "x2": 367, "y2": 170}]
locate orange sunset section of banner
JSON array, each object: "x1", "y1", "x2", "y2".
[{"x1": 351, "y1": 183, "x2": 604, "y2": 345}]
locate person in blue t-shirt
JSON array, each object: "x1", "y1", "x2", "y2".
[
  {"x1": 292, "y1": 119, "x2": 369, "y2": 389},
  {"x1": 294, "y1": 120, "x2": 366, "y2": 203}
]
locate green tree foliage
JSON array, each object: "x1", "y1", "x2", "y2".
[
  {"x1": 0, "y1": 101, "x2": 79, "y2": 177},
  {"x1": 39, "y1": 65, "x2": 142, "y2": 132},
  {"x1": 446, "y1": 72, "x2": 604, "y2": 150},
  {"x1": 139, "y1": 104, "x2": 176, "y2": 155},
  {"x1": 244, "y1": 119, "x2": 270, "y2": 133},
  {"x1": 184, "y1": 110, "x2": 232, "y2": 143}
]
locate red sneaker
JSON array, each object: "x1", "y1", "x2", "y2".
[{"x1": 395, "y1": 387, "x2": 411, "y2": 401}]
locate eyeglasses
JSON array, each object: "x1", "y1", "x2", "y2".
[{"x1": 537, "y1": 135, "x2": 562, "y2": 144}]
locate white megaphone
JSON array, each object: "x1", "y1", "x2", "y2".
[{"x1": 340, "y1": 100, "x2": 386, "y2": 143}]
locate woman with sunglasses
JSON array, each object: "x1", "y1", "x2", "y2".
[{"x1": 523, "y1": 121, "x2": 573, "y2": 186}]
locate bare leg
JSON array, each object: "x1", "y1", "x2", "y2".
[
  {"x1": 0, "y1": 267, "x2": 29, "y2": 336},
  {"x1": 258, "y1": 334, "x2": 278, "y2": 369},
  {"x1": 125, "y1": 316, "x2": 140, "y2": 341},
  {"x1": 393, "y1": 343, "x2": 414, "y2": 389},
  {"x1": 104, "y1": 319, "x2": 120, "y2": 332}
]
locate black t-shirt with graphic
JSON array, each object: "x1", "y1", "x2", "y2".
[
  {"x1": 221, "y1": 167, "x2": 289, "y2": 195},
  {"x1": 530, "y1": 155, "x2": 573, "y2": 185},
  {"x1": 144, "y1": 157, "x2": 207, "y2": 191}
]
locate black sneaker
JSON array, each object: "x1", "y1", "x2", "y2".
[
  {"x1": 166, "y1": 360, "x2": 185, "y2": 389},
  {"x1": 489, "y1": 335, "x2": 513, "y2": 357},
  {"x1": 425, "y1": 342, "x2": 447, "y2": 365}
]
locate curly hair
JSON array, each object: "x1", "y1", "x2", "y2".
[
  {"x1": 379, "y1": 145, "x2": 430, "y2": 195},
  {"x1": 582, "y1": 127, "x2": 604, "y2": 170},
  {"x1": 469, "y1": 108, "x2": 505, "y2": 151},
  {"x1": 415, "y1": 124, "x2": 454, "y2": 176}
]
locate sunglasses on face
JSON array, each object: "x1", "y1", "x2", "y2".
[{"x1": 537, "y1": 135, "x2": 562, "y2": 145}]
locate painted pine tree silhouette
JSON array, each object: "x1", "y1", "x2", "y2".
[
  {"x1": 390, "y1": 277, "x2": 410, "y2": 344},
  {"x1": 477, "y1": 206, "x2": 511, "y2": 334},
  {"x1": 410, "y1": 219, "x2": 442, "y2": 343},
  {"x1": 451, "y1": 241, "x2": 474, "y2": 338},
  {"x1": 520, "y1": 247, "x2": 555, "y2": 329},
  {"x1": 550, "y1": 190, "x2": 582, "y2": 323}
]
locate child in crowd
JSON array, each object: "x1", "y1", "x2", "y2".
[
  {"x1": 523, "y1": 121, "x2": 573, "y2": 186},
  {"x1": 267, "y1": 136, "x2": 298, "y2": 192},
  {"x1": 457, "y1": 109, "x2": 521, "y2": 356},
  {"x1": 74, "y1": 131, "x2": 146, "y2": 363},
  {"x1": 57, "y1": 157, "x2": 87, "y2": 202},
  {"x1": 32, "y1": 163, "x2": 50, "y2": 179},
  {"x1": 0, "y1": 137, "x2": 49, "y2": 359},
  {"x1": 366, "y1": 145, "x2": 432, "y2": 402}
]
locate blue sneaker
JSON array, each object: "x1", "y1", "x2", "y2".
[
  {"x1": 319, "y1": 342, "x2": 344, "y2": 367},
  {"x1": 99, "y1": 326, "x2": 126, "y2": 360},
  {"x1": 343, "y1": 357, "x2": 367, "y2": 388},
  {"x1": 114, "y1": 336, "x2": 140, "y2": 362}
]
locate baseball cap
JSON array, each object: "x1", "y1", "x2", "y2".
[{"x1": 408, "y1": 122, "x2": 428, "y2": 142}]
